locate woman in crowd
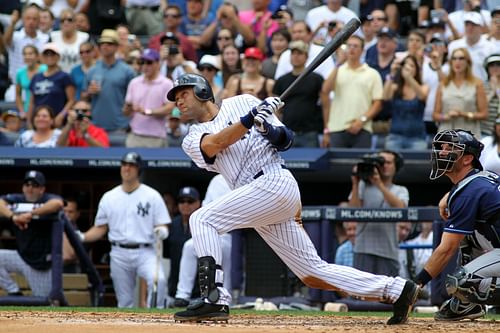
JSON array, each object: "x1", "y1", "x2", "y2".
[
  {"x1": 480, "y1": 54, "x2": 500, "y2": 137},
  {"x1": 70, "y1": 42, "x2": 96, "y2": 100},
  {"x1": 50, "y1": 8, "x2": 90, "y2": 73},
  {"x1": 261, "y1": 29, "x2": 291, "y2": 79},
  {"x1": 220, "y1": 44, "x2": 242, "y2": 87},
  {"x1": 28, "y1": 43, "x2": 75, "y2": 129},
  {"x1": 433, "y1": 48, "x2": 488, "y2": 138},
  {"x1": 15, "y1": 45, "x2": 47, "y2": 120},
  {"x1": 383, "y1": 55, "x2": 429, "y2": 150},
  {"x1": 197, "y1": 54, "x2": 223, "y2": 104},
  {"x1": 212, "y1": 28, "x2": 236, "y2": 69},
  {"x1": 15, "y1": 105, "x2": 61, "y2": 148},
  {"x1": 224, "y1": 47, "x2": 274, "y2": 99},
  {"x1": 479, "y1": 117, "x2": 500, "y2": 174}
]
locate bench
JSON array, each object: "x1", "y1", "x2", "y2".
[{"x1": 0, "y1": 273, "x2": 91, "y2": 306}]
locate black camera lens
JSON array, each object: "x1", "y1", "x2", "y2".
[
  {"x1": 168, "y1": 45, "x2": 179, "y2": 55},
  {"x1": 328, "y1": 21, "x2": 337, "y2": 29}
]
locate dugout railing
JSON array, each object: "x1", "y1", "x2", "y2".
[{"x1": 0, "y1": 211, "x2": 104, "y2": 306}]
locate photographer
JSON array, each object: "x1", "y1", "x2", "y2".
[
  {"x1": 348, "y1": 150, "x2": 409, "y2": 276},
  {"x1": 159, "y1": 32, "x2": 196, "y2": 81},
  {"x1": 57, "y1": 100, "x2": 109, "y2": 147}
]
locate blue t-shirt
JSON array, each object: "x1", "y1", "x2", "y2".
[
  {"x1": 15, "y1": 64, "x2": 47, "y2": 113},
  {"x1": 389, "y1": 97, "x2": 426, "y2": 138},
  {"x1": 83, "y1": 60, "x2": 135, "y2": 132},
  {"x1": 70, "y1": 64, "x2": 86, "y2": 101},
  {"x1": 29, "y1": 70, "x2": 74, "y2": 115},
  {"x1": 445, "y1": 170, "x2": 500, "y2": 249}
]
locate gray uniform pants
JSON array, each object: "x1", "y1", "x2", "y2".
[{"x1": 0, "y1": 249, "x2": 52, "y2": 296}]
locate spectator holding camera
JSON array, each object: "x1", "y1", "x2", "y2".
[
  {"x1": 383, "y1": 54, "x2": 429, "y2": 150},
  {"x1": 305, "y1": 0, "x2": 358, "y2": 45},
  {"x1": 200, "y1": 2, "x2": 255, "y2": 55},
  {"x1": 56, "y1": 100, "x2": 109, "y2": 147},
  {"x1": 348, "y1": 150, "x2": 409, "y2": 276},
  {"x1": 159, "y1": 32, "x2": 197, "y2": 81}
]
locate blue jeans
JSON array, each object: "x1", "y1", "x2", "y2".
[{"x1": 385, "y1": 133, "x2": 428, "y2": 150}]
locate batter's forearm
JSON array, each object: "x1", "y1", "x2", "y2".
[{"x1": 201, "y1": 123, "x2": 249, "y2": 157}]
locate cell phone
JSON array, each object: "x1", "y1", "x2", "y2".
[{"x1": 127, "y1": 34, "x2": 136, "y2": 43}]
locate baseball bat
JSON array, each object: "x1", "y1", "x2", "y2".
[
  {"x1": 150, "y1": 238, "x2": 162, "y2": 308},
  {"x1": 279, "y1": 17, "x2": 361, "y2": 101},
  {"x1": 254, "y1": 18, "x2": 360, "y2": 127}
]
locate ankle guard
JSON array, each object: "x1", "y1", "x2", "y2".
[{"x1": 198, "y1": 256, "x2": 223, "y2": 303}]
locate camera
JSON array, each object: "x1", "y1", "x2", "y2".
[
  {"x1": 75, "y1": 110, "x2": 91, "y2": 121},
  {"x1": 355, "y1": 153, "x2": 386, "y2": 182},
  {"x1": 168, "y1": 45, "x2": 179, "y2": 55},
  {"x1": 271, "y1": 12, "x2": 283, "y2": 19},
  {"x1": 328, "y1": 21, "x2": 337, "y2": 30}
]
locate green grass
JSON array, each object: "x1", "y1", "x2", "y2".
[{"x1": 0, "y1": 306, "x2": 498, "y2": 321}]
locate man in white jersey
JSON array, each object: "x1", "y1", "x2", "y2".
[
  {"x1": 168, "y1": 73, "x2": 420, "y2": 324},
  {"x1": 78, "y1": 152, "x2": 171, "y2": 308}
]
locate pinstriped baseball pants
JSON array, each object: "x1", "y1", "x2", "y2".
[
  {"x1": 189, "y1": 163, "x2": 407, "y2": 305},
  {"x1": 0, "y1": 249, "x2": 52, "y2": 296}
]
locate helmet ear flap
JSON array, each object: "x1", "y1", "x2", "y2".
[{"x1": 193, "y1": 83, "x2": 214, "y2": 102}]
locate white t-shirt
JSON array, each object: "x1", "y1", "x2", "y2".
[
  {"x1": 480, "y1": 136, "x2": 500, "y2": 174},
  {"x1": 50, "y1": 30, "x2": 90, "y2": 73},
  {"x1": 274, "y1": 43, "x2": 335, "y2": 80},
  {"x1": 305, "y1": 5, "x2": 358, "y2": 42},
  {"x1": 95, "y1": 184, "x2": 171, "y2": 244},
  {"x1": 422, "y1": 58, "x2": 450, "y2": 122},
  {"x1": 447, "y1": 10, "x2": 492, "y2": 39}
]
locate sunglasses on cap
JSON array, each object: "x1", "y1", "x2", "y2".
[{"x1": 138, "y1": 60, "x2": 155, "y2": 65}]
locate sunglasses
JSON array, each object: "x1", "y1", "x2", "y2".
[
  {"x1": 23, "y1": 182, "x2": 40, "y2": 188},
  {"x1": 178, "y1": 199, "x2": 196, "y2": 204},
  {"x1": 164, "y1": 13, "x2": 181, "y2": 18},
  {"x1": 61, "y1": 17, "x2": 74, "y2": 23},
  {"x1": 199, "y1": 65, "x2": 216, "y2": 71},
  {"x1": 138, "y1": 60, "x2": 155, "y2": 65},
  {"x1": 451, "y1": 56, "x2": 466, "y2": 61},
  {"x1": 217, "y1": 36, "x2": 232, "y2": 41},
  {"x1": 43, "y1": 50, "x2": 58, "y2": 56},
  {"x1": 372, "y1": 17, "x2": 387, "y2": 22},
  {"x1": 79, "y1": 49, "x2": 92, "y2": 55}
]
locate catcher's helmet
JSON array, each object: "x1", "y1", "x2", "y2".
[
  {"x1": 430, "y1": 129, "x2": 484, "y2": 180},
  {"x1": 166, "y1": 73, "x2": 214, "y2": 103},
  {"x1": 121, "y1": 151, "x2": 142, "y2": 167}
]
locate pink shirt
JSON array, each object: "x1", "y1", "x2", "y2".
[
  {"x1": 125, "y1": 74, "x2": 173, "y2": 138},
  {"x1": 239, "y1": 10, "x2": 278, "y2": 38}
]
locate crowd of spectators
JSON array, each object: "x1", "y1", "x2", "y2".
[{"x1": 0, "y1": 0, "x2": 496, "y2": 149}]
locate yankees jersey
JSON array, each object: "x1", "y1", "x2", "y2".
[
  {"x1": 95, "y1": 184, "x2": 171, "y2": 244},
  {"x1": 182, "y1": 94, "x2": 284, "y2": 189},
  {"x1": 446, "y1": 170, "x2": 500, "y2": 251}
]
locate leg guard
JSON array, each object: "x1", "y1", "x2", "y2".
[
  {"x1": 198, "y1": 256, "x2": 223, "y2": 303},
  {"x1": 446, "y1": 267, "x2": 500, "y2": 305}
]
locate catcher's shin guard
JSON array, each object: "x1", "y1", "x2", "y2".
[
  {"x1": 446, "y1": 267, "x2": 500, "y2": 305},
  {"x1": 198, "y1": 256, "x2": 223, "y2": 303}
]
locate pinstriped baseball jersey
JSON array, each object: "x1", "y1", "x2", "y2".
[
  {"x1": 95, "y1": 184, "x2": 171, "y2": 244},
  {"x1": 182, "y1": 94, "x2": 284, "y2": 189}
]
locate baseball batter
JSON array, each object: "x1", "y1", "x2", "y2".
[
  {"x1": 79, "y1": 152, "x2": 171, "y2": 308},
  {"x1": 168, "y1": 73, "x2": 419, "y2": 324}
]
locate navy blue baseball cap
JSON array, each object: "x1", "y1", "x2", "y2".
[
  {"x1": 24, "y1": 170, "x2": 46, "y2": 186},
  {"x1": 377, "y1": 27, "x2": 398, "y2": 39},
  {"x1": 178, "y1": 186, "x2": 200, "y2": 200}
]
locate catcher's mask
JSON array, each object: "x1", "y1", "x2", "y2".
[{"x1": 430, "y1": 129, "x2": 484, "y2": 180}]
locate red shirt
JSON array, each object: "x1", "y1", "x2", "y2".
[{"x1": 67, "y1": 124, "x2": 110, "y2": 147}]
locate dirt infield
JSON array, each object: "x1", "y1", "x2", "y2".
[{"x1": 0, "y1": 311, "x2": 499, "y2": 333}]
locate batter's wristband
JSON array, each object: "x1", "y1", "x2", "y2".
[
  {"x1": 415, "y1": 269, "x2": 432, "y2": 286},
  {"x1": 240, "y1": 113, "x2": 254, "y2": 129}
]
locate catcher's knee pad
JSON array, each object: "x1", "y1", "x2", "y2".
[
  {"x1": 446, "y1": 267, "x2": 500, "y2": 305},
  {"x1": 198, "y1": 256, "x2": 223, "y2": 303}
]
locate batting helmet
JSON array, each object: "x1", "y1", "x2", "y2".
[
  {"x1": 166, "y1": 73, "x2": 214, "y2": 103},
  {"x1": 121, "y1": 151, "x2": 142, "y2": 168},
  {"x1": 430, "y1": 129, "x2": 484, "y2": 180}
]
